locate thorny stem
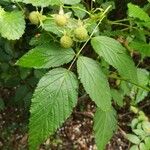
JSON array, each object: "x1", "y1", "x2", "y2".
[{"x1": 68, "y1": 5, "x2": 112, "y2": 71}]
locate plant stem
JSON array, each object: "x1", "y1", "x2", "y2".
[
  {"x1": 68, "y1": 5, "x2": 112, "y2": 71},
  {"x1": 109, "y1": 75, "x2": 150, "y2": 92},
  {"x1": 109, "y1": 21, "x2": 130, "y2": 27},
  {"x1": 90, "y1": 0, "x2": 94, "y2": 10},
  {"x1": 112, "y1": 18, "x2": 130, "y2": 23},
  {"x1": 15, "y1": 2, "x2": 24, "y2": 13},
  {"x1": 118, "y1": 126, "x2": 127, "y2": 137},
  {"x1": 109, "y1": 21, "x2": 138, "y2": 31}
]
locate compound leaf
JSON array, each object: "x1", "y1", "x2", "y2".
[{"x1": 128, "y1": 3, "x2": 150, "y2": 23}]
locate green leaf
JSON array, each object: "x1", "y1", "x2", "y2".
[
  {"x1": 126, "y1": 134, "x2": 141, "y2": 144},
  {"x1": 16, "y1": 43, "x2": 75, "y2": 69},
  {"x1": 72, "y1": 4, "x2": 86, "y2": 19},
  {"x1": 120, "y1": 81, "x2": 131, "y2": 96},
  {"x1": 137, "y1": 68, "x2": 149, "y2": 85},
  {"x1": 61, "y1": 0, "x2": 81, "y2": 5},
  {"x1": 139, "y1": 21, "x2": 150, "y2": 28},
  {"x1": 135, "y1": 69, "x2": 149, "y2": 103},
  {"x1": 142, "y1": 121, "x2": 150, "y2": 134},
  {"x1": 94, "y1": 107, "x2": 117, "y2": 150},
  {"x1": 133, "y1": 129, "x2": 145, "y2": 137},
  {"x1": 91, "y1": 36, "x2": 138, "y2": 83},
  {"x1": 23, "y1": 0, "x2": 61, "y2": 7},
  {"x1": 29, "y1": 68, "x2": 78, "y2": 150},
  {"x1": 139, "y1": 143, "x2": 147, "y2": 150},
  {"x1": 128, "y1": 3, "x2": 150, "y2": 23},
  {"x1": 129, "y1": 41, "x2": 150, "y2": 57},
  {"x1": 29, "y1": 33, "x2": 52, "y2": 46},
  {"x1": 86, "y1": 21, "x2": 100, "y2": 36},
  {"x1": 43, "y1": 19, "x2": 63, "y2": 36},
  {"x1": 111, "y1": 89, "x2": 124, "y2": 107},
  {"x1": 144, "y1": 137, "x2": 150, "y2": 149},
  {"x1": 96, "y1": 0, "x2": 103, "y2": 4},
  {"x1": 131, "y1": 118, "x2": 139, "y2": 129},
  {"x1": 0, "y1": 10, "x2": 25, "y2": 40},
  {"x1": 130, "y1": 145, "x2": 139, "y2": 150},
  {"x1": 101, "y1": 1, "x2": 115, "y2": 11},
  {"x1": 23, "y1": 0, "x2": 80, "y2": 6},
  {"x1": 77, "y1": 56, "x2": 111, "y2": 111}
]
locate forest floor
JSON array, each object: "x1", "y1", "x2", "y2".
[{"x1": 0, "y1": 91, "x2": 150, "y2": 150}]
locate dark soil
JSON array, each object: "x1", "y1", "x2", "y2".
[{"x1": 1, "y1": 90, "x2": 149, "y2": 150}]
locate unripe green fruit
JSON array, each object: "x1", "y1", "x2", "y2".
[
  {"x1": 60, "y1": 35, "x2": 73, "y2": 48},
  {"x1": 74, "y1": 26, "x2": 88, "y2": 41},
  {"x1": 54, "y1": 14, "x2": 67, "y2": 26},
  {"x1": 29, "y1": 11, "x2": 40, "y2": 25},
  {"x1": 130, "y1": 106, "x2": 138, "y2": 114}
]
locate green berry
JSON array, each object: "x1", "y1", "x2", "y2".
[
  {"x1": 29, "y1": 11, "x2": 46, "y2": 25},
  {"x1": 29, "y1": 11, "x2": 40, "y2": 25},
  {"x1": 60, "y1": 35, "x2": 73, "y2": 48},
  {"x1": 130, "y1": 106, "x2": 138, "y2": 114},
  {"x1": 54, "y1": 14, "x2": 67, "y2": 26},
  {"x1": 139, "y1": 111, "x2": 145, "y2": 116},
  {"x1": 74, "y1": 26, "x2": 88, "y2": 41}
]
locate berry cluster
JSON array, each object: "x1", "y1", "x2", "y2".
[
  {"x1": 28, "y1": 8, "x2": 89, "y2": 49},
  {"x1": 53, "y1": 13, "x2": 89, "y2": 49}
]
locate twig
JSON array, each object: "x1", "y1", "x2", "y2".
[{"x1": 73, "y1": 111, "x2": 94, "y2": 118}]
